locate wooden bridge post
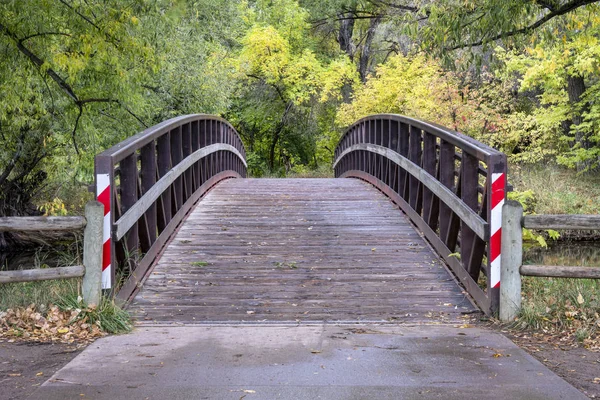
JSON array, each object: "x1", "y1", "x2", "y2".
[
  {"x1": 82, "y1": 201, "x2": 104, "y2": 306},
  {"x1": 500, "y1": 200, "x2": 523, "y2": 322}
]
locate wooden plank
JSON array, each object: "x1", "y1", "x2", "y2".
[
  {"x1": 0, "y1": 266, "x2": 84, "y2": 283},
  {"x1": 116, "y1": 171, "x2": 241, "y2": 303},
  {"x1": 128, "y1": 178, "x2": 478, "y2": 323},
  {"x1": 0, "y1": 216, "x2": 86, "y2": 232},
  {"x1": 523, "y1": 214, "x2": 600, "y2": 230},
  {"x1": 341, "y1": 172, "x2": 492, "y2": 315},
  {"x1": 520, "y1": 265, "x2": 600, "y2": 279}
]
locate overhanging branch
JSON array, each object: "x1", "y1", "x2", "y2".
[{"x1": 448, "y1": 0, "x2": 599, "y2": 50}]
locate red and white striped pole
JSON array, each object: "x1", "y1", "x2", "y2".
[
  {"x1": 96, "y1": 174, "x2": 112, "y2": 289},
  {"x1": 489, "y1": 172, "x2": 505, "y2": 289}
]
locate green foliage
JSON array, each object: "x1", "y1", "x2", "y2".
[{"x1": 495, "y1": 8, "x2": 600, "y2": 171}]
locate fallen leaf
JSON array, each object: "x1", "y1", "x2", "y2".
[
  {"x1": 311, "y1": 350, "x2": 322, "y2": 354},
  {"x1": 243, "y1": 390, "x2": 256, "y2": 393},
  {"x1": 36, "y1": 372, "x2": 44, "y2": 376},
  {"x1": 577, "y1": 293, "x2": 584, "y2": 304}
]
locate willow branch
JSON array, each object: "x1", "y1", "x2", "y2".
[{"x1": 448, "y1": 0, "x2": 599, "y2": 50}]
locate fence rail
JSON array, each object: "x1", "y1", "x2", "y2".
[
  {"x1": 0, "y1": 201, "x2": 104, "y2": 305},
  {"x1": 0, "y1": 216, "x2": 86, "y2": 232},
  {"x1": 334, "y1": 114, "x2": 507, "y2": 315},
  {"x1": 95, "y1": 114, "x2": 247, "y2": 302},
  {"x1": 500, "y1": 201, "x2": 600, "y2": 321}
]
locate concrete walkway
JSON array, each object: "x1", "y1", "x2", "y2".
[{"x1": 30, "y1": 324, "x2": 586, "y2": 399}]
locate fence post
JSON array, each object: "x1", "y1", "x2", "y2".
[
  {"x1": 500, "y1": 200, "x2": 523, "y2": 322},
  {"x1": 82, "y1": 201, "x2": 104, "y2": 306}
]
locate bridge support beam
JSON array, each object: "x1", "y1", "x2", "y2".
[{"x1": 500, "y1": 200, "x2": 523, "y2": 322}]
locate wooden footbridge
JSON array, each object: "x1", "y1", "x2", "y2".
[{"x1": 94, "y1": 114, "x2": 507, "y2": 323}]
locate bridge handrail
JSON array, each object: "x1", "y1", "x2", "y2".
[
  {"x1": 95, "y1": 114, "x2": 247, "y2": 302},
  {"x1": 338, "y1": 114, "x2": 504, "y2": 160},
  {"x1": 114, "y1": 143, "x2": 247, "y2": 241},
  {"x1": 333, "y1": 114, "x2": 507, "y2": 315},
  {"x1": 333, "y1": 143, "x2": 488, "y2": 240}
]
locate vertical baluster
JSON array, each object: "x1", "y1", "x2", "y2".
[
  {"x1": 191, "y1": 121, "x2": 200, "y2": 191},
  {"x1": 200, "y1": 120, "x2": 207, "y2": 184},
  {"x1": 408, "y1": 126, "x2": 422, "y2": 211},
  {"x1": 390, "y1": 119, "x2": 399, "y2": 192},
  {"x1": 170, "y1": 127, "x2": 183, "y2": 215},
  {"x1": 139, "y1": 141, "x2": 157, "y2": 252},
  {"x1": 120, "y1": 153, "x2": 139, "y2": 268},
  {"x1": 382, "y1": 119, "x2": 390, "y2": 186},
  {"x1": 439, "y1": 140, "x2": 454, "y2": 243},
  {"x1": 461, "y1": 152, "x2": 481, "y2": 280},
  {"x1": 422, "y1": 132, "x2": 437, "y2": 228},
  {"x1": 157, "y1": 132, "x2": 172, "y2": 230},
  {"x1": 398, "y1": 123, "x2": 409, "y2": 200},
  {"x1": 182, "y1": 123, "x2": 192, "y2": 200},
  {"x1": 362, "y1": 121, "x2": 368, "y2": 175}
]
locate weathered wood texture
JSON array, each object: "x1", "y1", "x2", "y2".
[
  {"x1": 129, "y1": 179, "x2": 477, "y2": 324},
  {"x1": 0, "y1": 265, "x2": 84, "y2": 283},
  {"x1": 0, "y1": 216, "x2": 86, "y2": 232},
  {"x1": 520, "y1": 265, "x2": 600, "y2": 279},
  {"x1": 523, "y1": 214, "x2": 600, "y2": 230},
  {"x1": 333, "y1": 114, "x2": 507, "y2": 315}
]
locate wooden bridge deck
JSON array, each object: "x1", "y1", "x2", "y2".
[{"x1": 129, "y1": 178, "x2": 476, "y2": 324}]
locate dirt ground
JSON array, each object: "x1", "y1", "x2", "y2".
[
  {"x1": 0, "y1": 333, "x2": 598, "y2": 400},
  {"x1": 0, "y1": 341, "x2": 82, "y2": 400},
  {"x1": 504, "y1": 333, "x2": 600, "y2": 399}
]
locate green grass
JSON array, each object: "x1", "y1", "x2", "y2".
[
  {"x1": 510, "y1": 163, "x2": 600, "y2": 215},
  {"x1": 507, "y1": 163, "x2": 600, "y2": 345},
  {"x1": 0, "y1": 278, "x2": 80, "y2": 310},
  {"x1": 57, "y1": 294, "x2": 132, "y2": 334}
]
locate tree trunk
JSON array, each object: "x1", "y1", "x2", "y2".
[
  {"x1": 269, "y1": 128, "x2": 280, "y2": 171},
  {"x1": 359, "y1": 16, "x2": 381, "y2": 82},
  {"x1": 337, "y1": 12, "x2": 356, "y2": 60},
  {"x1": 566, "y1": 74, "x2": 595, "y2": 172}
]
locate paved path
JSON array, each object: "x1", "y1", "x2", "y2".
[
  {"x1": 129, "y1": 179, "x2": 475, "y2": 324},
  {"x1": 31, "y1": 325, "x2": 586, "y2": 399}
]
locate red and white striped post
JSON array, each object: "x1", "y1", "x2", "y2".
[
  {"x1": 488, "y1": 154, "x2": 507, "y2": 313},
  {"x1": 489, "y1": 172, "x2": 505, "y2": 289},
  {"x1": 96, "y1": 173, "x2": 112, "y2": 289}
]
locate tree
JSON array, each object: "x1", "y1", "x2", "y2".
[
  {"x1": 233, "y1": 0, "x2": 358, "y2": 173},
  {"x1": 497, "y1": 6, "x2": 600, "y2": 171}
]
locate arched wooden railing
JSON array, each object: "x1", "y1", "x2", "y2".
[
  {"x1": 95, "y1": 115, "x2": 246, "y2": 302},
  {"x1": 334, "y1": 114, "x2": 506, "y2": 315}
]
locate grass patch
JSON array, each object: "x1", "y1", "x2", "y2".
[
  {"x1": 507, "y1": 162, "x2": 600, "y2": 348},
  {"x1": 0, "y1": 278, "x2": 80, "y2": 311},
  {"x1": 57, "y1": 294, "x2": 132, "y2": 335},
  {"x1": 510, "y1": 163, "x2": 600, "y2": 215},
  {"x1": 514, "y1": 276, "x2": 599, "y2": 347}
]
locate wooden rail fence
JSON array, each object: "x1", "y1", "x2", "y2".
[
  {"x1": 500, "y1": 201, "x2": 600, "y2": 321},
  {"x1": 0, "y1": 201, "x2": 104, "y2": 306},
  {"x1": 334, "y1": 114, "x2": 507, "y2": 315}
]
